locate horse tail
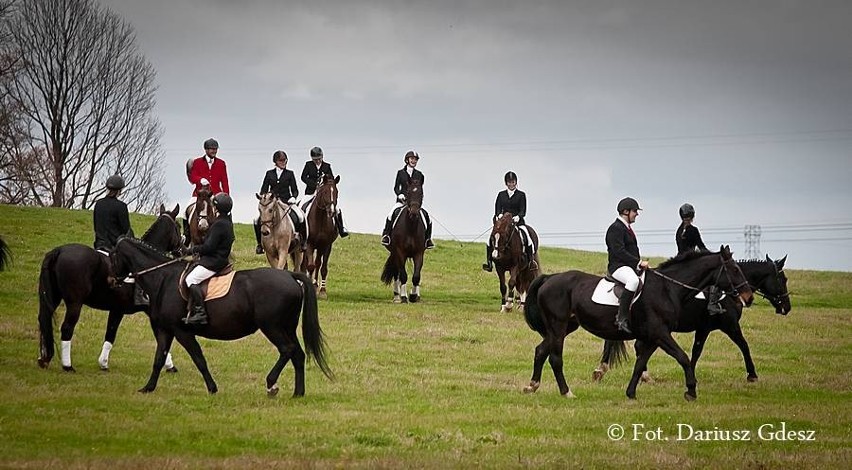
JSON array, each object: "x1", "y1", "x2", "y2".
[
  {"x1": 38, "y1": 248, "x2": 62, "y2": 364},
  {"x1": 523, "y1": 274, "x2": 552, "y2": 336},
  {"x1": 0, "y1": 236, "x2": 10, "y2": 271},
  {"x1": 601, "y1": 340, "x2": 628, "y2": 370},
  {"x1": 380, "y1": 252, "x2": 396, "y2": 285},
  {"x1": 292, "y1": 271, "x2": 334, "y2": 380}
]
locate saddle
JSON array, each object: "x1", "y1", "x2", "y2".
[
  {"x1": 391, "y1": 206, "x2": 428, "y2": 231},
  {"x1": 179, "y1": 263, "x2": 236, "y2": 302},
  {"x1": 591, "y1": 271, "x2": 646, "y2": 306}
]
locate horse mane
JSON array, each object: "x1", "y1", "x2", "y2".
[
  {"x1": 657, "y1": 249, "x2": 718, "y2": 270},
  {"x1": 140, "y1": 213, "x2": 173, "y2": 241},
  {"x1": 118, "y1": 236, "x2": 173, "y2": 259}
]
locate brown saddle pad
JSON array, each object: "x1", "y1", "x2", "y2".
[{"x1": 179, "y1": 264, "x2": 236, "y2": 301}]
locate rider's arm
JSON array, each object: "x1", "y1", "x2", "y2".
[{"x1": 220, "y1": 161, "x2": 230, "y2": 194}]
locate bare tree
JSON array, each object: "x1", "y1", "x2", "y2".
[{"x1": 1, "y1": 0, "x2": 165, "y2": 211}]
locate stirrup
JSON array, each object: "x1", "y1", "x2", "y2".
[
  {"x1": 615, "y1": 319, "x2": 632, "y2": 334},
  {"x1": 425, "y1": 239, "x2": 435, "y2": 249},
  {"x1": 481, "y1": 263, "x2": 492, "y2": 273},
  {"x1": 255, "y1": 244, "x2": 264, "y2": 255}
]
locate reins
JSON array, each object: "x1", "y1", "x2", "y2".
[
  {"x1": 133, "y1": 256, "x2": 187, "y2": 277},
  {"x1": 648, "y1": 255, "x2": 749, "y2": 299}
]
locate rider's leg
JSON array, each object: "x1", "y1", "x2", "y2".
[
  {"x1": 612, "y1": 266, "x2": 640, "y2": 334},
  {"x1": 253, "y1": 218, "x2": 264, "y2": 254}
]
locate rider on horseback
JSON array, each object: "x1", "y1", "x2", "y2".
[
  {"x1": 184, "y1": 193, "x2": 235, "y2": 325},
  {"x1": 184, "y1": 138, "x2": 230, "y2": 245},
  {"x1": 676, "y1": 203, "x2": 708, "y2": 255},
  {"x1": 300, "y1": 146, "x2": 349, "y2": 238},
  {"x1": 254, "y1": 150, "x2": 307, "y2": 254},
  {"x1": 606, "y1": 197, "x2": 649, "y2": 334},
  {"x1": 380, "y1": 150, "x2": 435, "y2": 249},
  {"x1": 482, "y1": 171, "x2": 537, "y2": 272}
]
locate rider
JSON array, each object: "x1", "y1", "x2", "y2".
[
  {"x1": 676, "y1": 203, "x2": 708, "y2": 255},
  {"x1": 183, "y1": 192, "x2": 235, "y2": 325},
  {"x1": 606, "y1": 197, "x2": 649, "y2": 334},
  {"x1": 184, "y1": 138, "x2": 230, "y2": 245},
  {"x1": 482, "y1": 171, "x2": 537, "y2": 272},
  {"x1": 254, "y1": 150, "x2": 307, "y2": 254},
  {"x1": 300, "y1": 146, "x2": 349, "y2": 238},
  {"x1": 380, "y1": 150, "x2": 434, "y2": 249}
]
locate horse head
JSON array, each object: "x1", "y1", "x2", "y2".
[
  {"x1": 315, "y1": 174, "x2": 340, "y2": 220},
  {"x1": 717, "y1": 245, "x2": 754, "y2": 307},
  {"x1": 763, "y1": 254, "x2": 791, "y2": 315},
  {"x1": 256, "y1": 192, "x2": 280, "y2": 237},
  {"x1": 405, "y1": 179, "x2": 423, "y2": 217},
  {"x1": 657, "y1": 245, "x2": 754, "y2": 308},
  {"x1": 491, "y1": 212, "x2": 519, "y2": 261},
  {"x1": 142, "y1": 204, "x2": 182, "y2": 257}
]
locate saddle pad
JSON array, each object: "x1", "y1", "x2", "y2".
[
  {"x1": 591, "y1": 271, "x2": 646, "y2": 306},
  {"x1": 205, "y1": 270, "x2": 236, "y2": 301},
  {"x1": 694, "y1": 291, "x2": 727, "y2": 301}
]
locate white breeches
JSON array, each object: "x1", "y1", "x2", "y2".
[
  {"x1": 185, "y1": 265, "x2": 216, "y2": 287},
  {"x1": 612, "y1": 266, "x2": 640, "y2": 292}
]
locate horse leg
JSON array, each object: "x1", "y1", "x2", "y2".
[
  {"x1": 524, "y1": 339, "x2": 549, "y2": 394},
  {"x1": 393, "y1": 278, "x2": 401, "y2": 303},
  {"x1": 58, "y1": 302, "x2": 84, "y2": 372},
  {"x1": 172, "y1": 329, "x2": 218, "y2": 394},
  {"x1": 655, "y1": 332, "x2": 698, "y2": 401},
  {"x1": 98, "y1": 310, "x2": 125, "y2": 371},
  {"x1": 547, "y1": 321, "x2": 580, "y2": 397},
  {"x1": 721, "y1": 322, "x2": 758, "y2": 382},
  {"x1": 689, "y1": 327, "x2": 712, "y2": 377},
  {"x1": 409, "y1": 252, "x2": 423, "y2": 303},
  {"x1": 626, "y1": 339, "x2": 657, "y2": 399},
  {"x1": 399, "y1": 258, "x2": 409, "y2": 303},
  {"x1": 508, "y1": 268, "x2": 519, "y2": 311},
  {"x1": 497, "y1": 270, "x2": 509, "y2": 312},
  {"x1": 139, "y1": 328, "x2": 174, "y2": 393},
  {"x1": 259, "y1": 327, "x2": 299, "y2": 397},
  {"x1": 318, "y1": 246, "x2": 331, "y2": 299}
]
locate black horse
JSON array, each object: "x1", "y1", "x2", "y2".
[
  {"x1": 381, "y1": 178, "x2": 427, "y2": 303},
  {"x1": 523, "y1": 246, "x2": 753, "y2": 401},
  {"x1": 110, "y1": 237, "x2": 333, "y2": 397},
  {"x1": 0, "y1": 235, "x2": 10, "y2": 271},
  {"x1": 37, "y1": 205, "x2": 183, "y2": 372},
  {"x1": 594, "y1": 255, "x2": 791, "y2": 383}
]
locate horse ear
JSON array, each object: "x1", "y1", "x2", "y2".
[
  {"x1": 766, "y1": 254, "x2": 772, "y2": 263},
  {"x1": 171, "y1": 204, "x2": 180, "y2": 218},
  {"x1": 778, "y1": 255, "x2": 787, "y2": 269},
  {"x1": 159, "y1": 203, "x2": 165, "y2": 214},
  {"x1": 256, "y1": 193, "x2": 261, "y2": 200},
  {"x1": 334, "y1": 175, "x2": 340, "y2": 184}
]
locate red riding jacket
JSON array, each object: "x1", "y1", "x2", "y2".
[{"x1": 189, "y1": 156, "x2": 230, "y2": 196}]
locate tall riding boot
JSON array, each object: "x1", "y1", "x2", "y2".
[
  {"x1": 336, "y1": 211, "x2": 349, "y2": 238},
  {"x1": 425, "y1": 219, "x2": 435, "y2": 249},
  {"x1": 133, "y1": 284, "x2": 149, "y2": 308},
  {"x1": 185, "y1": 284, "x2": 208, "y2": 325},
  {"x1": 482, "y1": 244, "x2": 493, "y2": 272},
  {"x1": 526, "y1": 244, "x2": 538, "y2": 270},
  {"x1": 182, "y1": 218, "x2": 190, "y2": 247},
  {"x1": 299, "y1": 221, "x2": 308, "y2": 251},
  {"x1": 381, "y1": 218, "x2": 393, "y2": 246},
  {"x1": 615, "y1": 289, "x2": 634, "y2": 334},
  {"x1": 253, "y1": 221, "x2": 264, "y2": 254}
]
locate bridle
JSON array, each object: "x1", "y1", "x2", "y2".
[
  {"x1": 649, "y1": 255, "x2": 750, "y2": 306},
  {"x1": 752, "y1": 262, "x2": 790, "y2": 307},
  {"x1": 314, "y1": 182, "x2": 337, "y2": 219},
  {"x1": 259, "y1": 196, "x2": 290, "y2": 231}
]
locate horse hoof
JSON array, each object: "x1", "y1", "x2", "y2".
[
  {"x1": 267, "y1": 384, "x2": 279, "y2": 397},
  {"x1": 523, "y1": 381, "x2": 540, "y2": 394},
  {"x1": 500, "y1": 305, "x2": 510, "y2": 313},
  {"x1": 100, "y1": 366, "x2": 109, "y2": 372},
  {"x1": 62, "y1": 366, "x2": 76, "y2": 373},
  {"x1": 318, "y1": 291, "x2": 328, "y2": 300},
  {"x1": 562, "y1": 390, "x2": 576, "y2": 399},
  {"x1": 409, "y1": 295, "x2": 419, "y2": 303},
  {"x1": 37, "y1": 358, "x2": 49, "y2": 369},
  {"x1": 640, "y1": 372, "x2": 653, "y2": 383},
  {"x1": 138, "y1": 387, "x2": 154, "y2": 394},
  {"x1": 592, "y1": 369, "x2": 604, "y2": 382},
  {"x1": 393, "y1": 297, "x2": 401, "y2": 304},
  {"x1": 684, "y1": 391, "x2": 697, "y2": 401},
  {"x1": 400, "y1": 296, "x2": 408, "y2": 304},
  {"x1": 165, "y1": 366, "x2": 179, "y2": 374},
  {"x1": 747, "y1": 375, "x2": 758, "y2": 383}
]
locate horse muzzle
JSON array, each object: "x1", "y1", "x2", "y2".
[{"x1": 738, "y1": 290, "x2": 754, "y2": 308}]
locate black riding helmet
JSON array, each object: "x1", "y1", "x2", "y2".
[
  {"x1": 212, "y1": 192, "x2": 233, "y2": 214},
  {"x1": 679, "y1": 203, "x2": 695, "y2": 219},
  {"x1": 404, "y1": 150, "x2": 419, "y2": 162},
  {"x1": 272, "y1": 150, "x2": 287, "y2": 163},
  {"x1": 617, "y1": 197, "x2": 641, "y2": 214},
  {"x1": 504, "y1": 171, "x2": 518, "y2": 183},
  {"x1": 204, "y1": 138, "x2": 219, "y2": 150},
  {"x1": 310, "y1": 146, "x2": 323, "y2": 160},
  {"x1": 106, "y1": 174, "x2": 125, "y2": 190}
]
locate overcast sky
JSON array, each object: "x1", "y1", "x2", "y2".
[{"x1": 102, "y1": 0, "x2": 852, "y2": 271}]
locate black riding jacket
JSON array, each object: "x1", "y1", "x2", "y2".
[
  {"x1": 93, "y1": 196, "x2": 134, "y2": 251},
  {"x1": 301, "y1": 161, "x2": 334, "y2": 195},
  {"x1": 190, "y1": 214, "x2": 234, "y2": 272},
  {"x1": 260, "y1": 168, "x2": 299, "y2": 201},
  {"x1": 494, "y1": 189, "x2": 527, "y2": 225},
  {"x1": 394, "y1": 167, "x2": 425, "y2": 197},
  {"x1": 606, "y1": 218, "x2": 641, "y2": 275},
  {"x1": 676, "y1": 223, "x2": 708, "y2": 254}
]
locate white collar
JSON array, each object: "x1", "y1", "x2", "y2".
[
  {"x1": 618, "y1": 215, "x2": 632, "y2": 227},
  {"x1": 205, "y1": 156, "x2": 215, "y2": 164},
  {"x1": 406, "y1": 165, "x2": 415, "y2": 176},
  {"x1": 275, "y1": 167, "x2": 285, "y2": 177},
  {"x1": 507, "y1": 188, "x2": 516, "y2": 198}
]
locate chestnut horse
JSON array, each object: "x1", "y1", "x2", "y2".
[
  {"x1": 300, "y1": 174, "x2": 340, "y2": 298},
  {"x1": 489, "y1": 212, "x2": 540, "y2": 312},
  {"x1": 185, "y1": 186, "x2": 216, "y2": 247},
  {"x1": 381, "y1": 179, "x2": 427, "y2": 303}
]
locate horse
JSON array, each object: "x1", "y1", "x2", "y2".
[
  {"x1": 110, "y1": 237, "x2": 333, "y2": 397},
  {"x1": 0, "y1": 235, "x2": 10, "y2": 271},
  {"x1": 37, "y1": 204, "x2": 183, "y2": 372},
  {"x1": 489, "y1": 212, "x2": 540, "y2": 312},
  {"x1": 185, "y1": 185, "x2": 216, "y2": 246},
  {"x1": 593, "y1": 255, "x2": 791, "y2": 383},
  {"x1": 301, "y1": 174, "x2": 340, "y2": 298},
  {"x1": 381, "y1": 178, "x2": 427, "y2": 303},
  {"x1": 523, "y1": 246, "x2": 753, "y2": 401},
  {"x1": 256, "y1": 192, "x2": 303, "y2": 271}
]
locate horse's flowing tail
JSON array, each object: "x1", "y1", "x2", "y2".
[
  {"x1": 380, "y1": 253, "x2": 397, "y2": 285},
  {"x1": 0, "y1": 236, "x2": 10, "y2": 271},
  {"x1": 292, "y1": 271, "x2": 334, "y2": 379},
  {"x1": 523, "y1": 274, "x2": 552, "y2": 336},
  {"x1": 601, "y1": 340, "x2": 628, "y2": 370},
  {"x1": 38, "y1": 248, "x2": 62, "y2": 364}
]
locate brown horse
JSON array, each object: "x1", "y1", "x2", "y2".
[
  {"x1": 381, "y1": 179, "x2": 427, "y2": 303},
  {"x1": 185, "y1": 186, "x2": 217, "y2": 246},
  {"x1": 300, "y1": 174, "x2": 340, "y2": 298},
  {"x1": 257, "y1": 192, "x2": 303, "y2": 271},
  {"x1": 490, "y1": 212, "x2": 540, "y2": 312}
]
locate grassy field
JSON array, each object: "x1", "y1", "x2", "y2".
[{"x1": 0, "y1": 203, "x2": 849, "y2": 469}]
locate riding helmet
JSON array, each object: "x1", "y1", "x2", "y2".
[
  {"x1": 617, "y1": 197, "x2": 641, "y2": 214},
  {"x1": 204, "y1": 138, "x2": 219, "y2": 149},
  {"x1": 504, "y1": 171, "x2": 518, "y2": 183},
  {"x1": 310, "y1": 146, "x2": 323, "y2": 159},
  {"x1": 679, "y1": 203, "x2": 695, "y2": 219},
  {"x1": 106, "y1": 174, "x2": 126, "y2": 190},
  {"x1": 272, "y1": 150, "x2": 287, "y2": 163},
  {"x1": 404, "y1": 150, "x2": 419, "y2": 162},
  {"x1": 212, "y1": 192, "x2": 233, "y2": 214}
]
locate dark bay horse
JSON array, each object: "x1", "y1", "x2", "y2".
[
  {"x1": 594, "y1": 255, "x2": 791, "y2": 383},
  {"x1": 490, "y1": 212, "x2": 540, "y2": 312},
  {"x1": 257, "y1": 192, "x2": 303, "y2": 271},
  {"x1": 381, "y1": 179, "x2": 427, "y2": 303},
  {"x1": 37, "y1": 205, "x2": 183, "y2": 372},
  {"x1": 523, "y1": 246, "x2": 753, "y2": 401},
  {"x1": 185, "y1": 186, "x2": 216, "y2": 246},
  {"x1": 301, "y1": 174, "x2": 340, "y2": 298},
  {"x1": 110, "y1": 237, "x2": 333, "y2": 397}
]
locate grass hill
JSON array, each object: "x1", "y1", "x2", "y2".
[{"x1": 0, "y1": 203, "x2": 849, "y2": 468}]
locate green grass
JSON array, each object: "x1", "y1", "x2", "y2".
[{"x1": 0, "y1": 203, "x2": 850, "y2": 469}]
